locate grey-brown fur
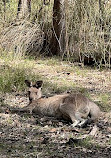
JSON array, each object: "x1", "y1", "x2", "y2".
[{"x1": 23, "y1": 80, "x2": 101, "y2": 127}]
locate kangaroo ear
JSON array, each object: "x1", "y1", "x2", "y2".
[
  {"x1": 36, "y1": 80, "x2": 43, "y2": 88},
  {"x1": 25, "y1": 80, "x2": 31, "y2": 87}
]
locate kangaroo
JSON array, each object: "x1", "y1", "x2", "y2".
[{"x1": 23, "y1": 80, "x2": 101, "y2": 127}]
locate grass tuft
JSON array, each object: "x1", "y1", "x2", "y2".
[{"x1": 0, "y1": 53, "x2": 41, "y2": 93}]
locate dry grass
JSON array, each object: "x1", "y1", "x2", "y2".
[
  {"x1": 0, "y1": 22, "x2": 44, "y2": 56},
  {"x1": 1, "y1": 0, "x2": 111, "y2": 65}
]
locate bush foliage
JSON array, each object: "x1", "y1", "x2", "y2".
[{"x1": 0, "y1": 0, "x2": 111, "y2": 66}]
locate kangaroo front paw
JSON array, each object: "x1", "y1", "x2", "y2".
[{"x1": 77, "y1": 119, "x2": 88, "y2": 128}]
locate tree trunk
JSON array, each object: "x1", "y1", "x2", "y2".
[
  {"x1": 51, "y1": 0, "x2": 66, "y2": 56},
  {"x1": 17, "y1": 0, "x2": 31, "y2": 20},
  {"x1": 3, "y1": 0, "x2": 6, "y2": 21},
  {"x1": 99, "y1": 0, "x2": 104, "y2": 29}
]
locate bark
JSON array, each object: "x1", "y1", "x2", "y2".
[
  {"x1": 3, "y1": 0, "x2": 6, "y2": 21},
  {"x1": 51, "y1": 0, "x2": 66, "y2": 56},
  {"x1": 17, "y1": 0, "x2": 31, "y2": 20},
  {"x1": 99, "y1": 0, "x2": 104, "y2": 29}
]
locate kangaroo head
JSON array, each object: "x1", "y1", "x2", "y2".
[{"x1": 25, "y1": 80, "x2": 43, "y2": 102}]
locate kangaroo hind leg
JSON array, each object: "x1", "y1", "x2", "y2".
[
  {"x1": 74, "y1": 111, "x2": 87, "y2": 127},
  {"x1": 60, "y1": 103, "x2": 80, "y2": 127}
]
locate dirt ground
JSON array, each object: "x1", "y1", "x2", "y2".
[
  {"x1": 0, "y1": 92, "x2": 111, "y2": 158},
  {"x1": 0, "y1": 58, "x2": 111, "y2": 158}
]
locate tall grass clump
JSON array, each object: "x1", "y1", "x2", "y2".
[
  {"x1": 1, "y1": 0, "x2": 111, "y2": 66},
  {"x1": 65, "y1": 0, "x2": 111, "y2": 66},
  {"x1": 0, "y1": 0, "x2": 53, "y2": 56}
]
